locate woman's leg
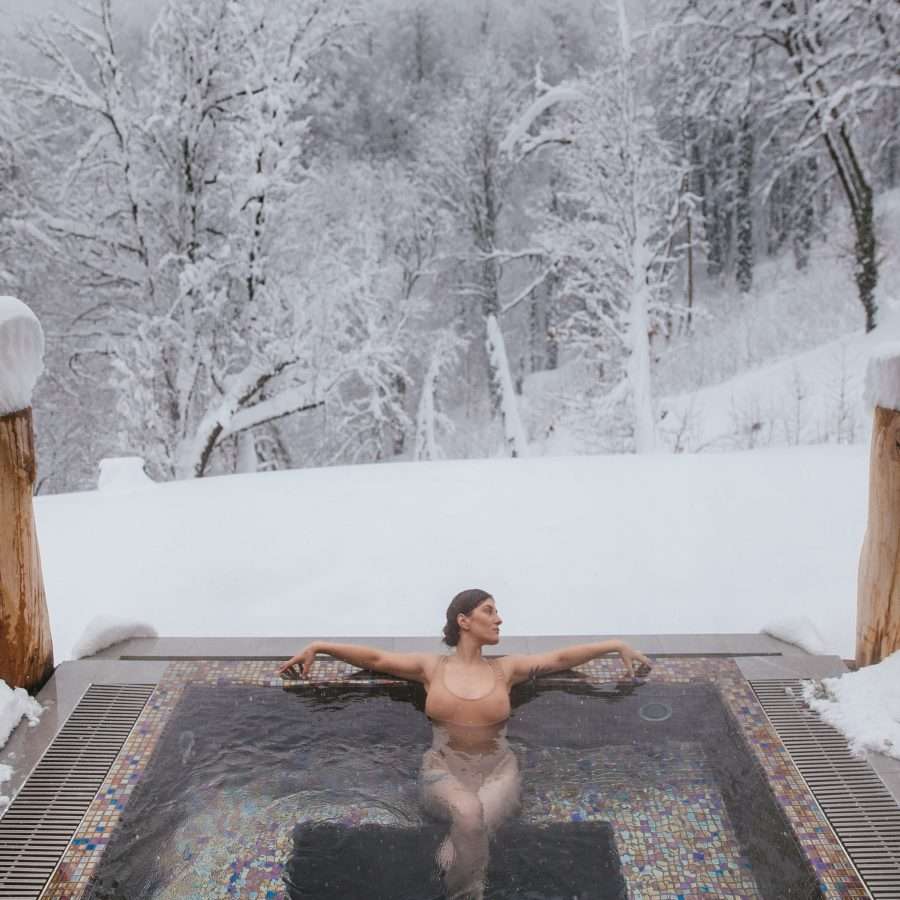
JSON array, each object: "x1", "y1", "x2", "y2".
[
  {"x1": 478, "y1": 751, "x2": 521, "y2": 833},
  {"x1": 420, "y1": 768, "x2": 489, "y2": 899}
]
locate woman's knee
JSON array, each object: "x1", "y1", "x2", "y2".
[
  {"x1": 479, "y1": 772, "x2": 521, "y2": 831},
  {"x1": 449, "y1": 793, "x2": 484, "y2": 832}
]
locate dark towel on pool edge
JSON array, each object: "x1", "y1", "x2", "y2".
[{"x1": 283, "y1": 820, "x2": 629, "y2": 900}]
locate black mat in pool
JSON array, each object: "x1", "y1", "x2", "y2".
[{"x1": 283, "y1": 820, "x2": 628, "y2": 900}]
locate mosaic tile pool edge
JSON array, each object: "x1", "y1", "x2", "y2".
[{"x1": 40, "y1": 657, "x2": 869, "y2": 900}]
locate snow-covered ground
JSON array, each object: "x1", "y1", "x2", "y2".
[
  {"x1": 35, "y1": 445, "x2": 867, "y2": 662},
  {"x1": 522, "y1": 299, "x2": 900, "y2": 456},
  {"x1": 658, "y1": 304, "x2": 900, "y2": 452},
  {"x1": 658, "y1": 332, "x2": 870, "y2": 450}
]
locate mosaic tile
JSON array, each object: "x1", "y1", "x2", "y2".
[{"x1": 40, "y1": 656, "x2": 870, "y2": 899}]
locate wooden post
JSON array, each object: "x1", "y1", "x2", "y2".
[
  {"x1": 0, "y1": 297, "x2": 53, "y2": 691},
  {"x1": 856, "y1": 351, "x2": 900, "y2": 667}
]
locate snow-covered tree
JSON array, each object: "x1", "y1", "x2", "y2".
[
  {"x1": 521, "y1": 2, "x2": 688, "y2": 452},
  {"x1": 0, "y1": 123, "x2": 16, "y2": 293},
  {"x1": 4, "y1": 0, "x2": 895, "y2": 482},
  {"x1": 672, "y1": 0, "x2": 900, "y2": 332},
  {"x1": 413, "y1": 333, "x2": 463, "y2": 461},
  {"x1": 423, "y1": 58, "x2": 537, "y2": 457},
  {"x1": 4, "y1": 0, "x2": 420, "y2": 478}
]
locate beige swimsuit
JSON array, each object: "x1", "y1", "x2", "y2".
[{"x1": 420, "y1": 657, "x2": 518, "y2": 796}]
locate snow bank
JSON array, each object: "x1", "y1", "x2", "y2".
[
  {"x1": 761, "y1": 616, "x2": 829, "y2": 655},
  {"x1": 97, "y1": 457, "x2": 155, "y2": 494},
  {"x1": 0, "y1": 295, "x2": 44, "y2": 415},
  {"x1": 71, "y1": 615, "x2": 158, "y2": 660},
  {"x1": 802, "y1": 651, "x2": 900, "y2": 761},
  {"x1": 34, "y1": 446, "x2": 866, "y2": 661}
]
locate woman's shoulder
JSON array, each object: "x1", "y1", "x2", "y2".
[
  {"x1": 495, "y1": 653, "x2": 540, "y2": 688},
  {"x1": 418, "y1": 652, "x2": 444, "y2": 682},
  {"x1": 493, "y1": 654, "x2": 518, "y2": 685}
]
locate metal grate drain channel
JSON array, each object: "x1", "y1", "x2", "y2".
[
  {"x1": 751, "y1": 678, "x2": 900, "y2": 900},
  {"x1": 0, "y1": 683, "x2": 155, "y2": 900}
]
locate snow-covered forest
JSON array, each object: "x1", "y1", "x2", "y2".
[{"x1": 1, "y1": 0, "x2": 898, "y2": 492}]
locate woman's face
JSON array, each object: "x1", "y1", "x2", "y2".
[{"x1": 460, "y1": 597, "x2": 503, "y2": 645}]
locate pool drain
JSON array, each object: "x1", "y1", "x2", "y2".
[{"x1": 638, "y1": 701, "x2": 672, "y2": 722}]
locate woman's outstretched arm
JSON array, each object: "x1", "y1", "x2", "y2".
[
  {"x1": 277, "y1": 642, "x2": 436, "y2": 684},
  {"x1": 501, "y1": 640, "x2": 652, "y2": 687}
]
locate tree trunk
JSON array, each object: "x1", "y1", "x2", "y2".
[
  {"x1": 856, "y1": 405, "x2": 900, "y2": 666},
  {"x1": 529, "y1": 294, "x2": 542, "y2": 373},
  {"x1": 544, "y1": 273, "x2": 559, "y2": 370},
  {"x1": 853, "y1": 183, "x2": 878, "y2": 334},
  {"x1": 485, "y1": 314, "x2": 528, "y2": 457},
  {"x1": 0, "y1": 407, "x2": 54, "y2": 691},
  {"x1": 735, "y1": 115, "x2": 754, "y2": 293},
  {"x1": 792, "y1": 156, "x2": 816, "y2": 271},
  {"x1": 685, "y1": 210, "x2": 694, "y2": 332},
  {"x1": 414, "y1": 351, "x2": 440, "y2": 461},
  {"x1": 704, "y1": 123, "x2": 733, "y2": 278},
  {"x1": 629, "y1": 215, "x2": 656, "y2": 454}
]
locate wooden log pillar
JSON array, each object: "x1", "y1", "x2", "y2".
[
  {"x1": 0, "y1": 297, "x2": 53, "y2": 691},
  {"x1": 856, "y1": 351, "x2": 900, "y2": 667}
]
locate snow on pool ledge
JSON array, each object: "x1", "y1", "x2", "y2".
[
  {"x1": 761, "y1": 616, "x2": 829, "y2": 655},
  {"x1": 71, "y1": 615, "x2": 159, "y2": 660},
  {"x1": 0, "y1": 681, "x2": 42, "y2": 747},
  {"x1": 803, "y1": 651, "x2": 900, "y2": 761},
  {"x1": 33, "y1": 446, "x2": 867, "y2": 662},
  {"x1": 0, "y1": 681, "x2": 44, "y2": 808}
]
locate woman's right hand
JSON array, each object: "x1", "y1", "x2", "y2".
[{"x1": 277, "y1": 644, "x2": 317, "y2": 680}]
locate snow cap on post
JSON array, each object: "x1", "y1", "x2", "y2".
[
  {"x1": 0, "y1": 296, "x2": 45, "y2": 416},
  {"x1": 864, "y1": 344, "x2": 900, "y2": 412}
]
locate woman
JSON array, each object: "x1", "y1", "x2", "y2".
[{"x1": 277, "y1": 588, "x2": 652, "y2": 900}]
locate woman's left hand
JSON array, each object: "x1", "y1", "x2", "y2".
[{"x1": 617, "y1": 643, "x2": 653, "y2": 680}]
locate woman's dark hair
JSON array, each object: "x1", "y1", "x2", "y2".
[{"x1": 442, "y1": 588, "x2": 493, "y2": 647}]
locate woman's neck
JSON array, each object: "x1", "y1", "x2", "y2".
[{"x1": 453, "y1": 638, "x2": 485, "y2": 664}]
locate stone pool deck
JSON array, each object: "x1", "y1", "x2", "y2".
[{"x1": 3, "y1": 633, "x2": 900, "y2": 899}]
